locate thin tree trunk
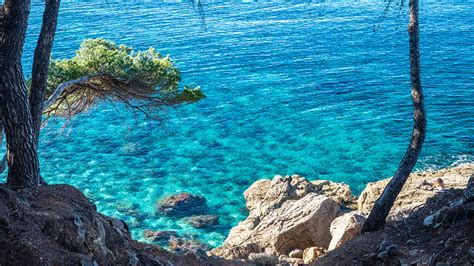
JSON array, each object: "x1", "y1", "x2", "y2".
[
  {"x1": 0, "y1": 120, "x2": 6, "y2": 174},
  {"x1": 29, "y1": 0, "x2": 61, "y2": 148},
  {"x1": 0, "y1": 74, "x2": 98, "y2": 175},
  {"x1": 362, "y1": 0, "x2": 426, "y2": 232},
  {"x1": 0, "y1": 1, "x2": 43, "y2": 188}
]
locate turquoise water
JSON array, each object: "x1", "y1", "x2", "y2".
[{"x1": 4, "y1": 1, "x2": 474, "y2": 247}]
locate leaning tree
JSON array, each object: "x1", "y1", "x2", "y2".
[
  {"x1": 362, "y1": 0, "x2": 427, "y2": 232},
  {"x1": 0, "y1": 0, "x2": 204, "y2": 188}
]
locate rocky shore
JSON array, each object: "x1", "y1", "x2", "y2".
[
  {"x1": 209, "y1": 163, "x2": 473, "y2": 265},
  {"x1": 0, "y1": 163, "x2": 472, "y2": 265}
]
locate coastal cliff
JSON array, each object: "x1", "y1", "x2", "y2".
[{"x1": 0, "y1": 184, "x2": 211, "y2": 265}]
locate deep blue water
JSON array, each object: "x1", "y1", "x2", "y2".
[{"x1": 4, "y1": 1, "x2": 474, "y2": 246}]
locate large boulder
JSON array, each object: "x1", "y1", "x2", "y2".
[
  {"x1": 210, "y1": 175, "x2": 344, "y2": 260},
  {"x1": 243, "y1": 175, "x2": 354, "y2": 218},
  {"x1": 224, "y1": 193, "x2": 339, "y2": 252},
  {"x1": 357, "y1": 164, "x2": 473, "y2": 219},
  {"x1": 243, "y1": 175, "x2": 317, "y2": 217},
  {"x1": 243, "y1": 179, "x2": 271, "y2": 217},
  {"x1": 156, "y1": 192, "x2": 207, "y2": 216},
  {"x1": 328, "y1": 211, "x2": 366, "y2": 251}
]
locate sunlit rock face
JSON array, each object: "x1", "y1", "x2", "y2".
[
  {"x1": 210, "y1": 174, "x2": 344, "y2": 261},
  {"x1": 357, "y1": 164, "x2": 473, "y2": 220}
]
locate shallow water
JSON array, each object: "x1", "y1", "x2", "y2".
[{"x1": 2, "y1": 1, "x2": 473, "y2": 247}]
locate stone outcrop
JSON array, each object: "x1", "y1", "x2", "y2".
[
  {"x1": 210, "y1": 174, "x2": 341, "y2": 261},
  {"x1": 328, "y1": 211, "x2": 366, "y2": 251},
  {"x1": 210, "y1": 243, "x2": 261, "y2": 260},
  {"x1": 212, "y1": 164, "x2": 473, "y2": 265},
  {"x1": 0, "y1": 184, "x2": 207, "y2": 265},
  {"x1": 357, "y1": 164, "x2": 473, "y2": 220},
  {"x1": 312, "y1": 180, "x2": 355, "y2": 205},
  {"x1": 243, "y1": 175, "x2": 355, "y2": 218},
  {"x1": 225, "y1": 193, "x2": 338, "y2": 254}
]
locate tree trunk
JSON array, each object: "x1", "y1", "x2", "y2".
[
  {"x1": 29, "y1": 0, "x2": 61, "y2": 148},
  {"x1": 0, "y1": 121, "x2": 6, "y2": 174},
  {"x1": 0, "y1": 1, "x2": 43, "y2": 188},
  {"x1": 362, "y1": 0, "x2": 426, "y2": 232}
]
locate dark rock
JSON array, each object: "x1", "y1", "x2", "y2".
[
  {"x1": 464, "y1": 175, "x2": 474, "y2": 204},
  {"x1": 169, "y1": 236, "x2": 211, "y2": 261},
  {"x1": 156, "y1": 193, "x2": 207, "y2": 216},
  {"x1": 247, "y1": 252, "x2": 278, "y2": 265},
  {"x1": 116, "y1": 202, "x2": 139, "y2": 213},
  {"x1": 467, "y1": 247, "x2": 474, "y2": 264},
  {"x1": 386, "y1": 244, "x2": 399, "y2": 256},
  {"x1": 0, "y1": 184, "x2": 207, "y2": 265},
  {"x1": 377, "y1": 251, "x2": 388, "y2": 259},
  {"x1": 378, "y1": 238, "x2": 394, "y2": 253},
  {"x1": 169, "y1": 236, "x2": 210, "y2": 252},
  {"x1": 143, "y1": 230, "x2": 178, "y2": 242},
  {"x1": 183, "y1": 215, "x2": 219, "y2": 228}
]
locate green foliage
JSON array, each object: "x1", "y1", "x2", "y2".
[
  {"x1": 46, "y1": 38, "x2": 203, "y2": 107},
  {"x1": 175, "y1": 86, "x2": 206, "y2": 103}
]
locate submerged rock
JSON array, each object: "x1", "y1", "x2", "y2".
[
  {"x1": 156, "y1": 192, "x2": 207, "y2": 216},
  {"x1": 183, "y1": 215, "x2": 219, "y2": 228},
  {"x1": 143, "y1": 230, "x2": 178, "y2": 242}
]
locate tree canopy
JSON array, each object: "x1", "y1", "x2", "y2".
[
  {"x1": 41, "y1": 38, "x2": 205, "y2": 119},
  {"x1": 0, "y1": 37, "x2": 206, "y2": 175}
]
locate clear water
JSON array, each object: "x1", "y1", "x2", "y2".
[{"x1": 3, "y1": 1, "x2": 473, "y2": 247}]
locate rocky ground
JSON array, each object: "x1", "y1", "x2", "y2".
[
  {"x1": 0, "y1": 184, "x2": 223, "y2": 265},
  {"x1": 0, "y1": 163, "x2": 472, "y2": 265},
  {"x1": 315, "y1": 186, "x2": 474, "y2": 265}
]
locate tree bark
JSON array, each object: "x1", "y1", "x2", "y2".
[
  {"x1": 29, "y1": 0, "x2": 61, "y2": 148},
  {"x1": 362, "y1": 0, "x2": 426, "y2": 232},
  {"x1": 0, "y1": 1, "x2": 43, "y2": 188},
  {"x1": 0, "y1": 120, "x2": 6, "y2": 174},
  {"x1": 0, "y1": 73, "x2": 101, "y2": 175}
]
